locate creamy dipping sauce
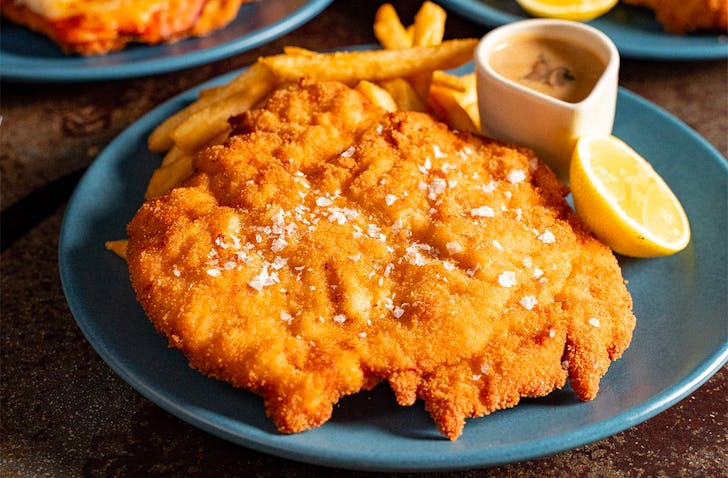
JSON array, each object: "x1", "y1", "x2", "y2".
[{"x1": 489, "y1": 35, "x2": 606, "y2": 103}]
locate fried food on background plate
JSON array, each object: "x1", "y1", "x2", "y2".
[
  {"x1": 0, "y1": 0, "x2": 249, "y2": 55},
  {"x1": 126, "y1": 79, "x2": 635, "y2": 440},
  {"x1": 622, "y1": 0, "x2": 728, "y2": 34}
]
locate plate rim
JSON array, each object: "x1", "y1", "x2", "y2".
[
  {"x1": 437, "y1": 0, "x2": 728, "y2": 60},
  {"x1": 0, "y1": 0, "x2": 333, "y2": 82},
  {"x1": 58, "y1": 66, "x2": 728, "y2": 472}
]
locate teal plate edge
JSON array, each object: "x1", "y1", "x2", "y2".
[
  {"x1": 0, "y1": 0, "x2": 332, "y2": 82},
  {"x1": 438, "y1": 0, "x2": 728, "y2": 60},
  {"x1": 59, "y1": 64, "x2": 728, "y2": 472}
]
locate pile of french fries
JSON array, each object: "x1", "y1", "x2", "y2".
[
  {"x1": 107, "y1": 2, "x2": 480, "y2": 258},
  {"x1": 144, "y1": 2, "x2": 480, "y2": 200}
]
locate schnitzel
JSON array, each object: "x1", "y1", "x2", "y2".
[
  {"x1": 126, "y1": 79, "x2": 635, "y2": 440},
  {"x1": 127, "y1": 80, "x2": 635, "y2": 439},
  {"x1": 622, "y1": 0, "x2": 727, "y2": 34},
  {"x1": 1, "y1": 0, "x2": 248, "y2": 55}
]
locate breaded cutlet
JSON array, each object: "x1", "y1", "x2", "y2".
[
  {"x1": 0, "y1": 0, "x2": 248, "y2": 55},
  {"x1": 126, "y1": 79, "x2": 635, "y2": 440},
  {"x1": 622, "y1": 0, "x2": 727, "y2": 34}
]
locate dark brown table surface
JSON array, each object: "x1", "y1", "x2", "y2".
[{"x1": 1, "y1": 2, "x2": 726, "y2": 476}]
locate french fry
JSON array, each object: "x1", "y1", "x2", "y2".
[
  {"x1": 283, "y1": 46, "x2": 317, "y2": 57},
  {"x1": 432, "y1": 70, "x2": 468, "y2": 92},
  {"x1": 373, "y1": 3, "x2": 411, "y2": 49},
  {"x1": 129, "y1": 3, "x2": 487, "y2": 267},
  {"x1": 407, "y1": 73, "x2": 433, "y2": 103},
  {"x1": 456, "y1": 72, "x2": 481, "y2": 131},
  {"x1": 171, "y1": 77, "x2": 275, "y2": 152},
  {"x1": 355, "y1": 80, "x2": 398, "y2": 112},
  {"x1": 405, "y1": 25, "x2": 415, "y2": 45},
  {"x1": 463, "y1": 101, "x2": 481, "y2": 132},
  {"x1": 170, "y1": 108, "x2": 230, "y2": 153},
  {"x1": 160, "y1": 143, "x2": 187, "y2": 166},
  {"x1": 105, "y1": 240, "x2": 128, "y2": 259},
  {"x1": 148, "y1": 63, "x2": 274, "y2": 152},
  {"x1": 378, "y1": 78, "x2": 426, "y2": 112},
  {"x1": 258, "y1": 39, "x2": 478, "y2": 85},
  {"x1": 428, "y1": 83, "x2": 479, "y2": 133},
  {"x1": 145, "y1": 153, "x2": 195, "y2": 199},
  {"x1": 207, "y1": 62, "x2": 276, "y2": 103},
  {"x1": 198, "y1": 84, "x2": 225, "y2": 100},
  {"x1": 411, "y1": 1, "x2": 446, "y2": 47},
  {"x1": 408, "y1": 2, "x2": 447, "y2": 101},
  {"x1": 428, "y1": 71, "x2": 481, "y2": 132},
  {"x1": 148, "y1": 132, "x2": 229, "y2": 199},
  {"x1": 148, "y1": 105, "x2": 197, "y2": 153},
  {"x1": 458, "y1": 72, "x2": 478, "y2": 97}
]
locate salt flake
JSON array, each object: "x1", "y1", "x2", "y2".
[
  {"x1": 519, "y1": 295, "x2": 538, "y2": 310},
  {"x1": 428, "y1": 178, "x2": 447, "y2": 200},
  {"x1": 340, "y1": 146, "x2": 356, "y2": 158},
  {"x1": 271, "y1": 237, "x2": 288, "y2": 252},
  {"x1": 507, "y1": 169, "x2": 526, "y2": 184},
  {"x1": 316, "y1": 197, "x2": 333, "y2": 207},
  {"x1": 470, "y1": 206, "x2": 495, "y2": 217},
  {"x1": 446, "y1": 241, "x2": 463, "y2": 254},
  {"x1": 538, "y1": 230, "x2": 556, "y2": 244},
  {"x1": 498, "y1": 271, "x2": 517, "y2": 287},
  {"x1": 481, "y1": 181, "x2": 497, "y2": 193},
  {"x1": 248, "y1": 264, "x2": 279, "y2": 291}
]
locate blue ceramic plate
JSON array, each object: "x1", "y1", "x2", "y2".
[
  {"x1": 0, "y1": 0, "x2": 332, "y2": 82},
  {"x1": 438, "y1": 0, "x2": 728, "y2": 60},
  {"x1": 59, "y1": 66, "x2": 728, "y2": 472}
]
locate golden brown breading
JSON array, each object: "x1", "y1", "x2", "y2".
[
  {"x1": 622, "y1": 0, "x2": 727, "y2": 34},
  {"x1": 0, "y1": 0, "x2": 247, "y2": 55},
  {"x1": 126, "y1": 80, "x2": 635, "y2": 440}
]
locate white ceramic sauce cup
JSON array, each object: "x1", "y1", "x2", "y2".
[{"x1": 475, "y1": 19, "x2": 619, "y2": 181}]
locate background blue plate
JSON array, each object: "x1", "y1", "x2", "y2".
[
  {"x1": 59, "y1": 68, "x2": 727, "y2": 471},
  {"x1": 0, "y1": 0, "x2": 332, "y2": 82},
  {"x1": 438, "y1": 0, "x2": 728, "y2": 60}
]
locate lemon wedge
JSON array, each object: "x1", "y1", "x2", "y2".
[
  {"x1": 515, "y1": 0, "x2": 618, "y2": 21},
  {"x1": 570, "y1": 135, "x2": 691, "y2": 257}
]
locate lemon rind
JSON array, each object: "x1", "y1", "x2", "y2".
[{"x1": 570, "y1": 135, "x2": 691, "y2": 257}]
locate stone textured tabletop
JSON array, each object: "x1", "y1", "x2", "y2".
[{"x1": 1, "y1": 2, "x2": 726, "y2": 476}]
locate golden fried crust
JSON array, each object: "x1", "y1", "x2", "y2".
[
  {"x1": 127, "y1": 80, "x2": 635, "y2": 440},
  {"x1": 622, "y1": 0, "x2": 727, "y2": 34},
  {"x1": 0, "y1": 0, "x2": 246, "y2": 55}
]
